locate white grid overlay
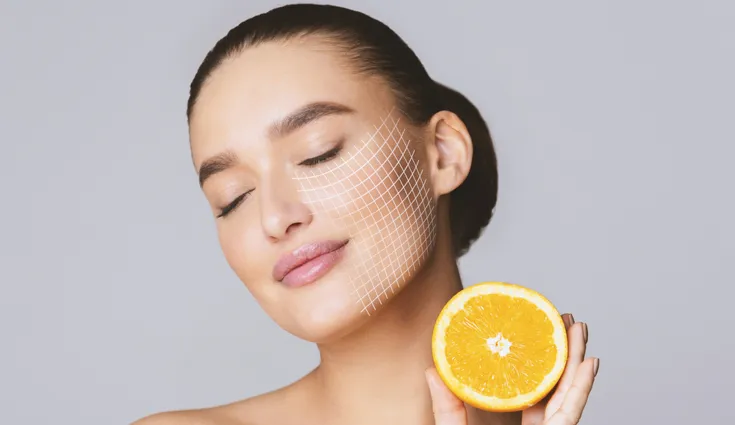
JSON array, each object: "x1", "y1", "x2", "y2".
[{"x1": 293, "y1": 113, "x2": 437, "y2": 315}]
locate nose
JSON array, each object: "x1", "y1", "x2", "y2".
[{"x1": 259, "y1": 173, "x2": 313, "y2": 241}]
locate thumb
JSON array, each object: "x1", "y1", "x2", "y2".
[{"x1": 425, "y1": 367, "x2": 468, "y2": 425}]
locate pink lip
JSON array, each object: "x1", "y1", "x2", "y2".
[{"x1": 273, "y1": 239, "x2": 349, "y2": 288}]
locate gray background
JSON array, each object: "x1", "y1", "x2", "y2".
[{"x1": 1, "y1": 0, "x2": 733, "y2": 424}]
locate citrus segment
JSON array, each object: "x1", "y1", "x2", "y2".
[{"x1": 432, "y1": 282, "x2": 568, "y2": 412}]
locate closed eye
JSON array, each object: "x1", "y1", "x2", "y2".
[
  {"x1": 217, "y1": 189, "x2": 254, "y2": 218},
  {"x1": 298, "y1": 143, "x2": 343, "y2": 167}
]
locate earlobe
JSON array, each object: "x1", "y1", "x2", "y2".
[{"x1": 426, "y1": 111, "x2": 473, "y2": 197}]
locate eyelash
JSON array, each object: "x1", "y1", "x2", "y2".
[
  {"x1": 217, "y1": 189, "x2": 254, "y2": 218},
  {"x1": 298, "y1": 143, "x2": 343, "y2": 167}
]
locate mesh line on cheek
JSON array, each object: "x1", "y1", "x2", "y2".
[
  {"x1": 293, "y1": 112, "x2": 437, "y2": 316},
  {"x1": 351, "y1": 148, "x2": 437, "y2": 313}
]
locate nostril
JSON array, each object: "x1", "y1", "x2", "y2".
[{"x1": 285, "y1": 221, "x2": 303, "y2": 235}]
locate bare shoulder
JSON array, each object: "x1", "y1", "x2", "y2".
[
  {"x1": 131, "y1": 408, "x2": 239, "y2": 425},
  {"x1": 130, "y1": 388, "x2": 300, "y2": 425}
]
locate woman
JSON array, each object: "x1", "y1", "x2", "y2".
[{"x1": 136, "y1": 4, "x2": 598, "y2": 425}]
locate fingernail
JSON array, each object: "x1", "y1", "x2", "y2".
[
  {"x1": 581, "y1": 322, "x2": 588, "y2": 343},
  {"x1": 569, "y1": 314, "x2": 575, "y2": 324},
  {"x1": 593, "y1": 358, "x2": 600, "y2": 376}
]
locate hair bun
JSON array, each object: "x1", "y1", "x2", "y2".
[{"x1": 433, "y1": 81, "x2": 499, "y2": 256}]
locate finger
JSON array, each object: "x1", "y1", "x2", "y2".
[
  {"x1": 545, "y1": 357, "x2": 598, "y2": 425},
  {"x1": 561, "y1": 313, "x2": 574, "y2": 330},
  {"x1": 545, "y1": 320, "x2": 587, "y2": 417},
  {"x1": 542, "y1": 315, "x2": 575, "y2": 400},
  {"x1": 521, "y1": 404, "x2": 545, "y2": 425},
  {"x1": 425, "y1": 367, "x2": 468, "y2": 425}
]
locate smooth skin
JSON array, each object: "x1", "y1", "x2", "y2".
[{"x1": 134, "y1": 37, "x2": 598, "y2": 425}]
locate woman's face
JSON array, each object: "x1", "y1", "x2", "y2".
[{"x1": 189, "y1": 39, "x2": 439, "y2": 342}]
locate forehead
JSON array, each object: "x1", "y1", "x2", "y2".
[{"x1": 188, "y1": 38, "x2": 394, "y2": 166}]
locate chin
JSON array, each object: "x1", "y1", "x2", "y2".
[
  {"x1": 302, "y1": 316, "x2": 372, "y2": 345},
  {"x1": 253, "y1": 247, "x2": 425, "y2": 343},
  {"x1": 262, "y1": 276, "x2": 375, "y2": 344}
]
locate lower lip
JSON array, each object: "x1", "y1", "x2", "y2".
[{"x1": 281, "y1": 244, "x2": 347, "y2": 288}]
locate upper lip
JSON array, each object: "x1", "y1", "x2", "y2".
[{"x1": 272, "y1": 239, "x2": 349, "y2": 282}]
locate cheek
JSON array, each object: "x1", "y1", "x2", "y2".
[
  {"x1": 293, "y1": 115, "x2": 438, "y2": 314},
  {"x1": 353, "y1": 130, "x2": 437, "y2": 314},
  {"x1": 294, "y1": 119, "x2": 430, "y2": 228},
  {"x1": 293, "y1": 136, "x2": 392, "y2": 230},
  {"x1": 318, "y1": 125, "x2": 433, "y2": 235},
  {"x1": 354, "y1": 127, "x2": 437, "y2": 260},
  {"x1": 216, "y1": 217, "x2": 267, "y2": 286}
]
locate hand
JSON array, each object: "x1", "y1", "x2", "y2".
[{"x1": 425, "y1": 313, "x2": 598, "y2": 425}]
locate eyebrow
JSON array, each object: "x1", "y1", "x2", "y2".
[
  {"x1": 198, "y1": 151, "x2": 238, "y2": 188},
  {"x1": 268, "y1": 101, "x2": 355, "y2": 139},
  {"x1": 197, "y1": 101, "x2": 355, "y2": 187}
]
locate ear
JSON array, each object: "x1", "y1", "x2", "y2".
[{"x1": 424, "y1": 111, "x2": 473, "y2": 197}]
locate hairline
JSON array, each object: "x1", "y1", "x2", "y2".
[{"x1": 187, "y1": 31, "x2": 412, "y2": 125}]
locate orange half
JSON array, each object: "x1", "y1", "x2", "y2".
[{"x1": 432, "y1": 282, "x2": 568, "y2": 412}]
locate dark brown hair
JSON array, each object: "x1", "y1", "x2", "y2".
[{"x1": 187, "y1": 3, "x2": 498, "y2": 257}]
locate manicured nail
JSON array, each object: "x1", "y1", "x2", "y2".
[
  {"x1": 581, "y1": 322, "x2": 588, "y2": 343},
  {"x1": 563, "y1": 313, "x2": 575, "y2": 328},
  {"x1": 593, "y1": 358, "x2": 600, "y2": 376}
]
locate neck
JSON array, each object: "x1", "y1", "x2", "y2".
[{"x1": 305, "y1": 238, "x2": 520, "y2": 425}]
